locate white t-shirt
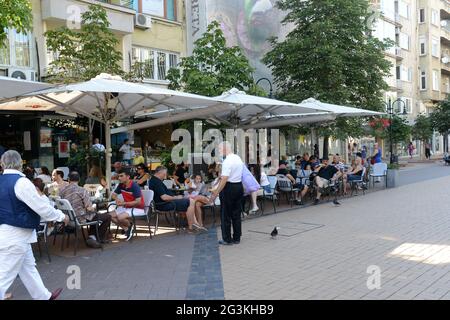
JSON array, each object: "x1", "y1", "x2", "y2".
[
  {"x1": 93, "y1": 143, "x2": 105, "y2": 152},
  {"x1": 221, "y1": 153, "x2": 243, "y2": 183}
]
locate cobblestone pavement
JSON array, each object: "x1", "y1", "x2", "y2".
[
  {"x1": 8, "y1": 162, "x2": 450, "y2": 300},
  {"x1": 220, "y1": 165, "x2": 450, "y2": 300}
]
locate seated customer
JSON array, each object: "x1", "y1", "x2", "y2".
[
  {"x1": 148, "y1": 166, "x2": 207, "y2": 233},
  {"x1": 134, "y1": 163, "x2": 150, "y2": 189},
  {"x1": 109, "y1": 169, "x2": 146, "y2": 241},
  {"x1": 276, "y1": 161, "x2": 308, "y2": 205},
  {"x1": 47, "y1": 169, "x2": 69, "y2": 196},
  {"x1": 312, "y1": 157, "x2": 343, "y2": 205},
  {"x1": 343, "y1": 156, "x2": 364, "y2": 194},
  {"x1": 59, "y1": 172, "x2": 112, "y2": 247}
]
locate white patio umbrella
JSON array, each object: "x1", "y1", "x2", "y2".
[
  {"x1": 4, "y1": 74, "x2": 225, "y2": 183},
  {"x1": 0, "y1": 76, "x2": 53, "y2": 100},
  {"x1": 210, "y1": 88, "x2": 330, "y2": 127},
  {"x1": 240, "y1": 98, "x2": 385, "y2": 129}
]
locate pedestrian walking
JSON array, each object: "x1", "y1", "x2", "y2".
[
  {"x1": 210, "y1": 142, "x2": 244, "y2": 245},
  {"x1": 407, "y1": 141, "x2": 415, "y2": 159},
  {"x1": 0, "y1": 151, "x2": 69, "y2": 300},
  {"x1": 425, "y1": 142, "x2": 431, "y2": 160}
]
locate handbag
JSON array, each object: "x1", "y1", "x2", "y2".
[{"x1": 241, "y1": 164, "x2": 261, "y2": 195}]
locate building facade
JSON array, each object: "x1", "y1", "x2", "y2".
[
  {"x1": 0, "y1": 0, "x2": 187, "y2": 169},
  {"x1": 373, "y1": 0, "x2": 450, "y2": 156}
]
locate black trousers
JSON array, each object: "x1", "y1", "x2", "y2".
[
  {"x1": 425, "y1": 148, "x2": 431, "y2": 159},
  {"x1": 87, "y1": 213, "x2": 112, "y2": 241},
  {"x1": 220, "y1": 182, "x2": 244, "y2": 242}
]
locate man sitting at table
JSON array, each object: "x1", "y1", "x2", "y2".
[
  {"x1": 276, "y1": 161, "x2": 308, "y2": 205},
  {"x1": 312, "y1": 157, "x2": 343, "y2": 205},
  {"x1": 59, "y1": 172, "x2": 111, "y2": 248},
  {"x1": 148, "y1": 166, "x2": 207, "y2": 233},
  {"x1": 109, "y1": 169, "x2": 146, "y2": 241}
]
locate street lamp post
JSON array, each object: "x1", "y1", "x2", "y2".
[
  {"x1": 384, "y1": 98, "x2": 407, "y2": 164},
  {"x1": 256, "y1": 77, "x2": 273, "y2": 99}
]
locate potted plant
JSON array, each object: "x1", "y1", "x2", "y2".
[{"x1": 386, "y1": 163, "x2": 400, "y2": 188}]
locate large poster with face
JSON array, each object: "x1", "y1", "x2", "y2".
[{"x1": 203, "y1": 0, "x2": 289, "y2": 87}]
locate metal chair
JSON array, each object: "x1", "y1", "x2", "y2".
[
  {"x1": 276, "y1": 175, "x2": 299, "y2": 207},
  {"x1": 349, "y1": 167, "x2": 367, "y2": 196},
  {"x1": 261, "y1": 175, "x2": 278, "y2": 214},
  {"x1": 129, "y1": 189, "x2": 155, "y2": 239},
  {"x1": 55, "y1": 199, "x2": 102, "y2": 256},
  {"x1": 36, "y1": 222, "x2": 51, "y2": 262},
  {"x1": 369, "y1": 162, "x2": 387, "y2": 188}
]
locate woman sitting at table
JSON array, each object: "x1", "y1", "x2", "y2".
[
  {"x1": 343, "y1": 156, "x2": 364, "y2": 194},
  {"x1": 185, "y1": 175, "x2": 210, "y2": 206},
  {"x1": 134, "y1": 163, "x2": 150, "y2": 189},
  {"x1": 85, "y1": 166, "x2": 107, "y2": 188}
]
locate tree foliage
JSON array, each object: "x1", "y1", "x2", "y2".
[
  {"x1": 430, "y1": 99, "x2": 450, "y2": 135},
  {"x1": 167, "y1": 21, "x2": 263, "y2": 97},
  {"x1": 369, "y1": 115, "x2": 410, "y2": 144},
  {"x1": 45, "y1": 4, "x2": 123, "y2": 83},
  {"x1": 263, "y1": 0, "x2": 393, "y2": 141},
  {"x1": 412, "y1": 114, "x2": 433, "y2": 142},
  {"x1": 0, "y1": 0, "x2": 32, "y2": 46}
]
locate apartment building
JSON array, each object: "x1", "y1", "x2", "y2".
[
  {"x1": 372, "y1": 0, "x2": 450, "y2": 155},
  {"x1": 0, "y1": 0, "x2": 186, "y2": 87}
]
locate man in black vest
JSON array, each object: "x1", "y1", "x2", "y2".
[{"x1": 0, "y1": 151, "x2": 69, "y2": 300}]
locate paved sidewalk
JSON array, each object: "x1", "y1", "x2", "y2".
[{"x1": 219, "y1": 173, "x2": 450, "y2": 299}]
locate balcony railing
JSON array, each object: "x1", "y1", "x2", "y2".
[
  {"x1": 96, "y1": 0, "x2": 135, "y2": 9},
  {"x1": 395, "y1": 47, "x2": 403, "y2": 59}
]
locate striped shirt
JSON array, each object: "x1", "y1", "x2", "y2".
[{"x1": 60, "y1": 183, "x2": 95, "y2": 222}]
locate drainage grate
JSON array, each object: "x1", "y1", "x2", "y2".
[{"x1": 248, "y1": 221, "x2": 324, "y2": 237}]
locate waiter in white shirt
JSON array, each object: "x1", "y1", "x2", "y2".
[
  {"x1": 211, "y1": 141, "x2": 244, "y2": 245},
  {"x1": 0, "y1": 151, "x2": 69, "y2": 300}
]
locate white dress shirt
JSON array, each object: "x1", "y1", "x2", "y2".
[
  {"x1": 119, "y1": 144, "x2": 132, "y2": 160},
  {"x1": 221, "y1": 153, "x2": 244, "y2": 183},
  {"x1": 0, "y1": 169, "x2": 65, "y2": 247}
]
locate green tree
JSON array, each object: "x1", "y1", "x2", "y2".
[
  {"x1": 263, "y1": 0, "x2": 393, "y2": 157},
  {"x1": 430, "y1": 99, "x2": 450, "y2": 152},
  {"x1": 0, "y1": 0, "x2": 32, "y2": 46},
  {"x1": 412, "y1": 114, "x2": 433, "y2": 143},
  {"x1": 45, "y1": 4, "x2": 123, "y2": 83},
  {"x1": 167, "y1": 21, "x2": 263, "y2": 97}
]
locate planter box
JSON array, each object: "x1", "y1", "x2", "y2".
[{"x1": 386, "y1": 169, "x2": 399, "y2": 188}]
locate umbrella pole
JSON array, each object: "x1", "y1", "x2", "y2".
[{"x1": 105, "y1": 122, "x2": 112, "y2": 188}]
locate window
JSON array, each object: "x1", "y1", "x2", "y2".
[
  {"x1": 0, "y1": 30, "x2": 10, "y2": 65},
  {"x1": 140, "y1": 0, "x2": 177, "y2": 21},
  {"x1": 419, "y1": 8, "x2": 425, "y2": 23},
  {"x1": 432, "y1": 37, "x2": 439, "y2": 57},
  {"x1": 419, "y1": 36, "x2": 426, "y2": 55},
  {"x1": 398, "y1": 1, "x2": 410, "y2": 19},
  {"x1": 397, "y1": 65, "x2": 412, "y2": 82},
  {"x1": 399, "y1": 32, "x2": 410, "y2": 50},
  {"x1": 399, "y1": 97, "x2": 412, "y2": 114},
  {"x1": 432, "y1": 70, "x2": 439, "y2": 91},
  {"x1": 420, "y1": 71, "x2": 427, "y2": 90},
  {"x1": 131, "y1": 46, "x2": 178, "y2": 81},
  {"x1": 431, "y1": 10, "x2": 439, "y2": 26},
  {"x1": 0, "y1": 29, "x2": 32, "y2": 67}
]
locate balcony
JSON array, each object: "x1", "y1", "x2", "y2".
[
  {"x1": 41, "y1": 0, "x2": 135, "y2": 34},
  {"x1": 96, "y1": 0, "x2": 135, "y2": 9},
  {"x1": 396, "y1": 79, "x2": 404, "y2": 92},
  {"x1": 395, "y1": 47, "x2": 403, "y2": 60}
]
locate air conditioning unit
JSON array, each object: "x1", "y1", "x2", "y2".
[
  {"x1": 134, "y1": 13, "x2": 152, "y2": 29},
  {"x1": 8, "y1": 68, "x2": 38, "y2": 81}
]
